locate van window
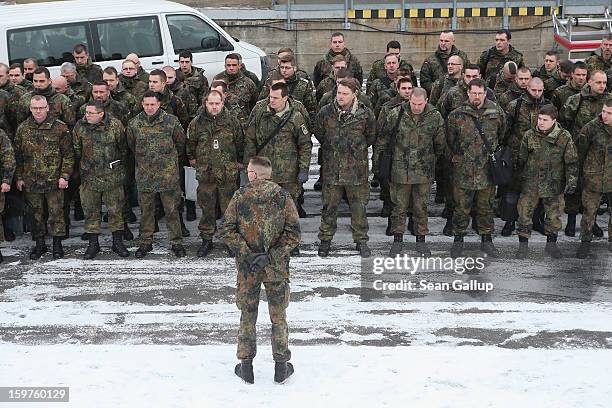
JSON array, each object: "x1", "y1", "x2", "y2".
[
  {"x1": 8, "y1": 23, "x2": 90, "y2": 67},
  {"x1": 166, "y1": 14, "x2": 221, "y2": 53},
  {"x1": 92, "y1": 16, "x2": 163, "y2": 61}
]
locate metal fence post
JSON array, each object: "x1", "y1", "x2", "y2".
[
  {"x1": 286, "y1": 0, "x2": 294, "y2": 30},
  {"x1": 503, "y1": 0, "x2": 509, "y2": 28},
  {"x1": 451, "y1": 0, "x2": 458, "y2": 29},
  {"x1": 400, "y1": 0, "x2": 407, "y2": 31},
  {"x1": 344, "y1": 0, "x2": 351, "y2": 29}
]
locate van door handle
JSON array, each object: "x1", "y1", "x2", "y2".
[
  {"x1": 151, "y1": 61, "x2": 164, "y2": 65},
  {"x1": 173, "y1": 59, "x2": 179, "y2": 63}
]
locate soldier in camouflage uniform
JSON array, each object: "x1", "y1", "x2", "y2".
[
  {"x1": 0, "y1": 63, "x2": 25, "y2": 138},
  {"x1": 559, "y1": 70, "x2": 609, "y2": 237},
  {"x1": 60, "y1": 62, "x2": 92, "y2": 102},
  {"x1": 314, "y1": 78, "x2": 376, "y2": 258},
  {"x1": 515, "y1": 105, "x2": 578, "y2": 259},
  {"x1": 14, "y1": 95, "x2": 74, "y2": 260},
  {"x1": 73, "y1": 43, "x2": 103, "y2": 84},
  {"x1": 163, "y1": 67, "x2": 198, "y2": 123},
  {"x1": 375, "y1": 88, "x2": 446, "y2": 257},
  {"x1": 534, "y1": 50, "x2": 560, "y2": 83},
  {"x1": 73, "y1": 101, "x2": 130, "y2": 259},
  {"x1": 267, "y1": 47, "x2": 312, "y2": 85},
  {"x1": 498, "y1": 67, "x2": 531, "y2": 113},
  {"x1": 575, "y1": 101, "x2": 612, "y2": 257},
  {"x1": 237, "y1": 53, "x2": 262, "y2": 93},
  {"x1": 120, "y1": 59, "x2": 148, "y2": 99},
  {"x1": 367, "y1": 40, "x2": 417, "y2": 95},
  {"x1": 244, "y1": 83, "x2": 311, "y2": 250},
  {"x1": 478, "y1": 29, "x2": 524, "y2": 89},
  {"x1": 219, "y1": 156, "x2": 300, "y2": 385},
  {"x1": 420, "y1": 31, "x2": 470, "y2": 96},
  {"x1": 316, "y1": 55, "x2": 346, "y2": 102},
  {"x1": 207, "y1": 80, "x2": 246, "y2": 124},
  {"x1": 585, "y1": 36, "x2": 612, "y2": 75},
  {"x1": 551, "y1": 61, "x2": 587, "y2": 111},
  {"x1": 318, "y1": 68, "x2": 372, "y2": 110},
  {"x1": 18, "y1": 67, "x2": 75, "y2": 127},
  {"x1": 217, "y1": 53, "x2": 259, "y2": 121},
  {"x1": 126, "y1": 53, "x2": 150, "y2": 84},
  {"x1": 8, "y1": 64, "x2": 33, "y2": 92},
  {"x1": 23, "y1": 58, "x2": 37, "y2": 83},
  {"x1": 187, "y1": 90, "x2": 244, "y2": 257},
  {"x1": 79, "y1": 81, "x2": 131, "y2": 126},
  {"x1": 313, "y1": 32, "x2": 363, "y2": 88},
  {"x1": 446, "y1": 79, "x2": 506, "y2": 258},
  {"x1": 0, "y1": 129, "x2": 15, "y2": 263},
  {"x1": 52, "y1": 77, "x2": 86, "y2": 122},
  {"x1": 177, "y1": 50, "x2": 209, "y2": 104},
  {"x1": 544, "y1": 60, "x2": 573, "y2": 100},
  {"x1": 373, "y1": 67, "x2": 413, "y2": 117},
  {"x1": 103, "y1": 67, "x2": 138, "y2": 117},
  {"x1": 492, "y1": 61, "x2": 517, "y2": 100},
  {"x1": 126, "y1": 91, "x2": 186, "y2": 258},
  {"x1": 429, "y1": 55, "x2": 464, "y2": 110},
  {"x1": 367, "y1": 53, "x2": 401, "y2": 111}
]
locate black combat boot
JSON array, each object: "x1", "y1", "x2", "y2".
[
  {"x1": 407, "y1": 216, "x2": 415, "y2": 236},
  {"x1": 123, "y1": 223, "x2": 134, "y2": 241},
  {"x1": 515, "y1": 236, "x2": 528, "y2": 259},
  {"x1": 576, "y1": 241, "x2": 591, "y2": 259},
  {"x1": 370, "y1": 177, "x2": 380, "y2": 188},
  {"x1": 127, "y1": 208, "x2": 137, "y2": 223},
  {"x1": 111, "y1": 231, "x2": 130, "y2": 257},
  {"x1": 318, "y1": 240, "x2": 331, "y2": 257},
  {"x1": 290, "y1": 246, "x2": 300, "y2": 256},
  {"x1": 385, "y1": 217, "x2": 393, "y2": 236},
  {"x1": 415, "y1": 235, "x2": 431, "y2": 257},
  {"x1": 443, "y1": 217, "x2": 453, "y2": 237},
  {"x1": 389, "y1": 234, "x2": 403, "y2": 257},
  {"x1": 171, "y1": 244, "x2": 187, "y2": 257},
  {"x1": 197, "y1": 239, "x2": 213, "y2": 257},
  {"x1": 564, "y1": 214, "x2": 576, "y2": 237},
  {"x1": 52, "y1": 236, "x2": 64, "y2": 259},
  {"x1": 274, "y1": 361, "x2": 294, "y2": 384},
  {"x1": 297, "y1": 203, "x2": 307, "y2": 218},
  {"x1": 81, "y1": 232, "x2": 89, "y2": 241},
  {"x1": 234, "y1": 360, "x2": 254, "y2": 384},
  {"x1": 135, "y1": 243, "x2": 153, "y2": 258},
  {"x1": 450, "y1": 235, "x2": 464, "y2": 258},
  {"x1": 30, "y1": 238, "x2": 47, "y2": 260},
  {"x1": 545, "y1": 234, "x2": 562, "y2": 258},
  {"x1": 471, "y1": 215, "x2": 479, "y2": 233},
  {"x1": 83, "y1": 234, "x2": 100, "y2": 260},
  {"x1": 380, "y1": 206, "x2": 392, "y2": 218},
  {"x1": 532, "y1": 204, "x2": 545, "y2": 235},
  {"x1": 480, "y1": 234, "x2": 500, "y2": 258},
  {"x1": 592, "y1": 221, "x2": 604, "y2": 238},
  {"x1": 501, "y1": 221, "x2": 515, "y2": 237},
  {"x1": 185, "y1": 200, "x2": 197, "y2": 221},
  {"x1": 3, "y1": 219, "x2": 15, "y2": 242},
  {"x1": 356, "y1": 241, "x2": 371, "y2": 258},
  {"x1": 180, "y1": 215, "x2": 190, "y2": 237},
  {"x1": 154, "y1": 217, "x2": 160, "y2": 233},
  {"x1": 313, "y1": 178, "x2": 322, "y2": 191}
]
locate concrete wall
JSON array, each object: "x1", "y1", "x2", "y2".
[{"x1": 217, "y1": 16, "x2": 555, "y2": 76}]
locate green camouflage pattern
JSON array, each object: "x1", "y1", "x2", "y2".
[
  {"x1": 577, "y1": 115, "x2": 612, "y2": 193},
  {"x1": 119, "y1": 75, "x2": 147, "y2": 99},
  {"x1": 217, "y1": 71, "x2": 259, "y2": 121},
  {"x1": 70, "y1": 75, "x2": 92, "y2": 101},
  {"x1": 18, "y1": 87, "x2": 76, "y2": 127},
  {"x1": 580, "y1": 190, "x2": 611, "y2": 241},
  {"x1": 76, "y1": 60, "x2": 103, "y2": 84},
  {"x1": 419, "y1": 46, "x2": 470, "y2": 95},
  {"x1": 318, "y1": 87, "x2": 372, "y2": 110},
  {"x1": 437, "y1": 81, "x2": 496, "y2": 119},
  {"x1": 367, "y1": 58, "x2": 417, "y2": 95},
  {"x1": 25, "y1": 190, "x2": 65, "y2": 238},
  {"x1": 543, "y1": 70, "x2": 566, "y2": 99},
  {"x1": 316, "y1": 76, "x2": 335, "y2": 102},
  {"x1": 138, "y1": 190, "x2": 182, "y2": 245},
  {"x1": 517, "y1": 194, "x2": 564, "y2": 238},
  {"x1": 429, "y1": 75, "x2": 460, "y2": 107},
  {"x1": 389, "y1": 182, "x2": 431, "y2": 235},
  {"x1": 318, "y1": 183, "x2": 370, "y2": 242},
  {"x1": 259, "y1": 74, "x2": 317, "y2": 118},
  {"x1": 452, "y1": 185, "x2": 496, "y2": 235},
  {"x1": 585, "y1": 49, "x2": 612, "y2": 74},
  {"x1": 313, "y1": 48, "x2": 363, "y2": 88},
  {"x1": 80, "y1": 186, "x2": 125, "y2": 233},
  {"x1": 478, "y1": 45, "x2": 524, "y2": 87},
  {"x1": 111, "y1": 82, "x2": 139, "y2": 117},
  {"x1": 559, "y1": 85, "x2": 608, "y2": 138},
  {"x1": 366, "y1": 76, "x2": 394, "y2": 112},
  {"x1": 0, "y1": 81, "x2": 25, "y2": 138},
  {"x1": 497, "y1": 81, "x2": 524, "y2": 113},
  {"x1": 78, "y1": 97, "x2": 131, "y2": 127},
  {"x1": 0, "y1": 129, "x2": 15, "y2": 241},
  {"x1": 181, "y1": 66, "x2": 209, "y2": 104},
  {"x1": 550, "y1": 80, "x2": 581, "y2": 111}
]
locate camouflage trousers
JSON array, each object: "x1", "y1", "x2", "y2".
[
  {"x1": 380, "y1": 178, "x2": 392, "y2": 212},
  {"x1": 0, "y1": 192, "x2": 4, "y2": 241},
  {"x1": 318, "y1": 183, "x2": 370, "y2": 243},
  {"x1": 452, "y1": 186, "x2": 496, "y2": 236},
  {"x1": 236, "y1": 273, "x2": 290, "y2": 363},
  {"x1": 441, "y1": 162, "x2": 455, "y2": 218},
  {"x1": 580, "y1": 190, "x2": 612, "y2": 242},
  {"x1": 197, "y1": 181, "x2": 237, "y2": 240},
  {"x1": 138, "y1": 190, "x2": 182, "y2": 246},
  {"x1": 390, "y1": 182, "x2": 431, "y2": 235},
  {"x1": 517, "y1": 192, "x2": 564, "y2": 238},
  {"x1": 25, "y1": 190, "x2": 65, "y2": 238},
  {"x1": 80, "y1": 185, "x2": 125, "y2": 234},
  {"x1": 277, "y1": 182, "x2": 301, "y2": 205},
  {"x1": 564, "y1": 190, "x2": 582, "y2": 215}
]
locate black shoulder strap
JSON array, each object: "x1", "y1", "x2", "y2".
[
  {"x1": 255, "y1": 109, "x2": 294, "y2": 154},
  {"x1": 471, "y1": 115, "x2": 494, "y2": 155},
  {"x1": 387, "y1": 105, "x2": 405, "y2": 152}
]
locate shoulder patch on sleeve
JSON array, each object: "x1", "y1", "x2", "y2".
[{"x1": 300, "y1": 123, "x2": 309, "y2": 135}]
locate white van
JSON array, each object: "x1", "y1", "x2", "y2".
[{"x1": 0, "y1": 0, "x2": 269, "y2": 83}]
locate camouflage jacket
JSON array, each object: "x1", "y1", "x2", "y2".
[
  {"x1": 0, "y1": 80, "x2": 25, "y2": 138},
  {"x1": 585, "y1": 49, "x2": 612, "y2": 74},
  {"x1": 217, "y1": 71, "x2": 258, "y2": 120},
  {"x1": 429, "y1": 75, "x2": 460, "y2": 107},
  {"x1": 180, "y1": 66, "x2": 209, "y2": 104},
  {"x1": 73, "y1": 114, "x2": 128, "y2": 191},
  {"x1": 319, "y1": 87, "x2": 372, "y2": 110},
  {"x1": 14, "y1": 116, "x2": 74, "y2": 193},
  {"x1": 267, "y1": 66, "x2": 311, "y2": 84},
  {"x1": 367, "y1": 75, "x2": 395, "y2": 111},
  {"x1": 0, "y1": 129, "x2": 15, "y2": 185},
  {"x1": 136, "y1": 88, "x2": 189, "y2": 130},
  {"x1": 577, "y1": 115, "x2": 612, "y2": 192},
  {"x1": 478, "y1": 45, "x2": 524, "y2": 88},
  {"x1": 219, "y1": 179, "x2": 300, "y2": 281},
  {"x1": 559, "y1": 85, "x2": 609, "y2": 137},
  {"x1": 376, "y1": 93, "x2": 404, "y2": 119},
  {"x1": 0, "y1": 90, "x2": 12, "y2": 137},
  {"x1": 517, "y1": 123, "x2": 578, "y2": 196},
  {"x1": 505, "y1": 93, "x2": 550, "y2": 162},
  {"x1": 419, "y1": 46, "x2": 470, "y2": 95},
  {"x1": 126, "y1": 110, "x2": 185, "y2": 192},
  {"x1": 119, "y1": 75, "x2": 148, "y2": 99},
  {"x1": 259, "y1": 74, "x2": 317, "y2": 118},
  {"x1": 17, "y1": 79, "x2": 33, "y2": 92},
  {"x1": 79, "y1": 97, "x2": 131, "y2": 127},
  {"x1": 70, "y1": 75, "x2": 92, "y2": 101},
  {"x1": 551, "y1": 80, "x2": 582, "y2": 111},
  {"x1": 543, "y1": 70, "x2": 566, "y2": 99},
  {"x1": 438, "y1": 81, "x2": 496, "y2": 119},
  {"x1": 76, "y1": 60, "x2": 103, "y2": 84},
  {"x1": 375, "y1": 103, "x2": 446, "y2": 184},
  {"x1": 316, "y1": 76, "x2": 335, "y2": 102},
  {"x1": 492, "y1": 72, "x2": 514, "y2": 100},
  {"x1": 18, "y1": 87, "x2": 76, "y2": 128},
  {"x1": 446, "y1": 99, "x2": 507, "y2": 189},
  {"x1": 63, "y1": 88, "x2": 86, "y2": 122},
  {"x1": 313, "y1": 99, "x2": 376, "y2": 185},
  {"x1": 313, "y1": 48, "x2": 363, "y2": 88},
  {"x1": 111, "y1": 82, "x2": 138, "y2": 117},
  {"x1": 244, "y1": 99, "x2": 312, "y2": 184},
  {"x1": 242, "y1": 66, "x2": 261, "y2": 92},
  {"x1": 136, "y1": 67, "x2": 149, "y2": 84},
  {"x1": 168, "y1": 81, "x2": 199, "y2": 123},
  {"x1": 186, "y1": 106, "x2": 244, "y2": 183},
  {"x1": 498, "y1": 81, "x2": 525, "y2": 113},
  {"x1": 366, "y1": 58, "x2": 417, "y2": 95}
]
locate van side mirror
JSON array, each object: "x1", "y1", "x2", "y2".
[{"x1": 217, "y1": 35, "x2": 234, "y2": 52}]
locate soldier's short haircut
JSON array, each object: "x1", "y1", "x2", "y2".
[
  {"x1": 331, "y1": 55, "x2": 346, "y2": 65},
  {"x1": 397, "y1": 67, "x2": 411, "y2": 77},
  {"x1": 92, "y1": 80, "x2": 108, "y2": 88},
  {"x1": 397, "y1": 77, "x2": 413, "y2": 87},
  {"x1": 149, "y1": 69, "x2": 166, "y2": 82},
  {"x1": 338, "y1": 77, "x2": 359, "y2": 93},
  {"x1": 517, "y1": 67, "x2": 531, "y2": 75},
  {"x1": 225, "y1": 53, "x2": 241, "y2": 62},
  {"x1": 545, "y1": 50, "x2": 559, "y2": 58},
  {"x1": 448, "y1": 55, "x2": 464, "y2": 66},
  {"x1": 335, "y1": 68, "x2": 352, "y2": 80},
  {"x1": 235, "y1": 53, "x2": 243, "y2": 61},
  {"x1": 589, "y1": 69, "x2": 607, "y2": 80},
  {"x1": 87, "y1": 100, "x2": 105, "y2": 113},
  {"x1": 602, "y1": 34, "x2": 612, "y2": 42},
  {"x1": 279, "y1": 54, "x2": 296, "y2": 66},
  {"x1": 30, "y1": 95, "x2": 47, "y2": 104},
  {"x1": 467, "y1": 78, "x2": 487, "y2": 91},
  {"x1": 142, "y1": 90, "x2": 161, "y2": 101},
  {"x1": 441, "y1": 30, "x2": 454, "y2": 35},
  {"x1": 496, "y1": 29, "x2": 511, "y2": 40},
  {"x1": 270, "y1": 82, "x2": 289, "y2": 98},
  {"x1": 464, "y1": 63, "x2": 480, "y2": 73},
  {"x1": 33, "y1": 67, "x2": 50, "y2": 79},
  {"x1": 60, "y1": 62, "x2": 76, "y2": 73},
  {"x1": 210, "y1": 80, "x2": 228, "y2": 93},
  {"x1": 23, "y1": 58, "x2": 38, "y2": 67},
  {"x1": 178, "y1": 50, "x2": 193, "y2": 61},
  {"x1": 505, "y1": 61, "x2": 517, "y2": 75},
  {"x1": 277, "y1": 47, "x2": 294, "y2": 55},
  {"x1": 528, "y1": 77, "x2": 544, "y2": 88},
  {"x1": 73, "y1": 43, "x2": 89, "y2": 54},
  {"x1": 249, "y1": 156, "x2": 272, "y2": 179},
  {"x1": 9, "y1": 63, "x2": 23, "y2": 74},
  {"x1": 605, "y1": 98, "x2": 612, "y2": 108},
  {"x1": 384, "y1": 53, "x2": 399, "y2": 62},
  {"x1": 207, "y1": 90, "x2": 224, "y2": 102},
  {"x1": 269, "y1": 71, "x2": 284, "y2": 82},
  {"x1": 122, "y1": 59, "x2": 136, "y2": 68},
  {"x1": 331, "y1": 32, "x2": 344, "y2": 40},
  {"x1": 539, "y1": 104, "x2": 557, "y2": 120},
  {"x1": 411, "y1": 87, "x2": 427, "y2": 100},
  {"x1": 386, "y1": 40, "x2": 401, "y2": 50},
  {"x1": 573, "y1": 61, "x2": 587, "y2": 72},
  {"x1": 0, "y1": 63, "x2": 8, "y2": 74},
  {"x1": 103, "y1": 66, "x2": 118, "y2": 76},
  {"x1": 559, "y1": 60, "x2": 575, "y2": 75}
]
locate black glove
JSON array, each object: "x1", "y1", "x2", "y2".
[
  {"x1": 297, "y1": 169, "x2": 309, "y2": 184},
  {"x1": 250, "y1": 253, "x2": 269, "y2": 273}
]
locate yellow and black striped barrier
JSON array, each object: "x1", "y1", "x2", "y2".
[{"x1": 348, "y1": 6, "x2": 560, "y2": 19}]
